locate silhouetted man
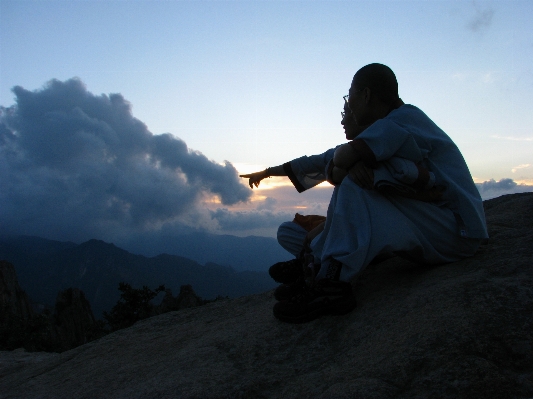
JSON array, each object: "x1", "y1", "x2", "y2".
[{"x1": 241, "y1": 63, "x2": 488, "y2": 323}]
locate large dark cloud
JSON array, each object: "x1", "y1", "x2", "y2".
[{"x1": 0, "y1": 78, "x2": 250, "y2": 242}]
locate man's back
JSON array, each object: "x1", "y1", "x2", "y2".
[{"x1": 356, "y1": 104, "x2": 488, "y2": 239}]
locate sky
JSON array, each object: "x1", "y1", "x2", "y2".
[{"x1": 1, "y1": 0, "x2": 532, "y2": 244}]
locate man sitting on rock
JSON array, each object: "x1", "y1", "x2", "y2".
[{"x1": 241, "y1": 63, "x2": 488, "y2": 323}]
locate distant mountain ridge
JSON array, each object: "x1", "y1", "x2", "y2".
[
  {"x1": 0, "y1": 236, "x2": 278, "y2": 317},
  {"x1": 117, "y1": 231, "x2": 291, "y2": 272}
]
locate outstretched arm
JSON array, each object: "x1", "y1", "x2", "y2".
[{"x1": 240, "y1": 165, "x2": 286, "y2": 189}]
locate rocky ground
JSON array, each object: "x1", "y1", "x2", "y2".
[{"x1": 1, "y1": 193, "x2": 532, "y2": 399}]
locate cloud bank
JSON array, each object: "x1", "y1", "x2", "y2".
[
  {"x1": 476, "y1": 178, "x2": 533, "y2": 200},
  {"x1": 0, "y1": 78, "x2": 250, "y2": 242},
  {"x1": 210, "y1": 207, "x2": 292, "y2": 233}
]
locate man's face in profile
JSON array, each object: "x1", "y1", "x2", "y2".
[
  {"x1": 341, "y1": 101, "x2": 359, "y2": 140},
  {"x1": 347, "y1": 81, "x2": 368, "y2": 126}
]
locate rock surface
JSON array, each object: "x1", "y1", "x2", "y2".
[
  {"x1": 1, "y1": 193, "x2": 532, "y2": 399},
  {"x1": 51, "y1": 288, "x2": 96, "y2": 352},
  {"x1": 0, "y1": 264, "x2": 98, "y2": 352},
  {"x1": 156, "y1": 285, "x2": 204, "y2": 314},
  {"x1": 0, "y1": 260, "x2": 34, "y2": 322}
]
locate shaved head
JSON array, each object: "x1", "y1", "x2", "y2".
[{"x1": 352, "y1": 63, "x2": 399, "y2": 105}]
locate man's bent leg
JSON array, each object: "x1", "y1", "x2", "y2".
[
  {"x1": 277, "y1": 221, "x2": 308, "y2": 257},
  {"x1": 316, "y1": 178, "x2": 481, "y2": 282},
  {"x1": 273, "y1": 188, "x2": 356, "y2": 323},
  {"x1": 270, "y1": 221, "x2": 309, "y2": 297},
  {"x1": 273, "y1": 178, "x2": 482, "y2": 323}
]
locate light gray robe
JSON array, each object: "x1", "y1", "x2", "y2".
[{"x1": 281, "y1": 105, "x2": 488, "y2": 281}]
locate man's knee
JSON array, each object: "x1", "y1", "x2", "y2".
[{"x1": 277, "y1": 221, "x2": 307, "y2": 257}]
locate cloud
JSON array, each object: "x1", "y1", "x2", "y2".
[
  {"x1": 511, "y1": 164, "x2": 531, "y2": 173},
  {"x1": 0, "y1": 78, "x2": 250, "y2": 242},
  {"x1": 476, "y1": 178, "x2": 533, "y2": 200},
  {"x1": 253, "y1": 184, "x2": 333, "y2": 214},
  {"x1": 209, "y1": 208, "x2": 293, "y2": 233},
  {"x1": 451, "y1": 71, "x2": 500, "y2": 85},
  {"x1": 467, "y1": 2, "x2": 494, "y2": 32},
  {"x1": 491, "y1": 135, "x2": 533, "y2": 142},
  {"x1": 256, "y1": 196, "x2": 277, "y2": 211},
  {"x1": 481, "y1": 71, "x2": 497, "y2": 84},
  {"x1": 477, "y1": 178, "x2": 517, "y2": 192}
]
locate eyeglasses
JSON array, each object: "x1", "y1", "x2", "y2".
[
  {"x1": 341, "y1": 95, "x2": 350, "y2": 119},
  {"x1": 342, "y1": 89, "x2": 364, "y2": 118}
]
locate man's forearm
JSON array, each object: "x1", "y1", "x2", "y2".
[{"x1": 265, "y1": 165, "x2": 286, "y2": 177}]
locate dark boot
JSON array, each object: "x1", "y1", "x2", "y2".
[
  {"x1": 273, "y1": 277, "x2": 307, "y2": 301},
  {"x1": 268, "y1": 258, "x2": 304, "y2": 284}
]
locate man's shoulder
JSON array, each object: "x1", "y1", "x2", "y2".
[
  {"x1": 371, "y1": 105, "x2": 427, "y2": 131},
  {"x1": 389, "y1": 104, "x2": 425, "y2": 119},
  {"x1": 388, "y1": 104, "x2": 448, "y2": 137}
]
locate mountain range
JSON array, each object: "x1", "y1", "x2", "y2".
[
  {"x1": 0, "y1": 235, "x2": 282, "y2": 317},
  {"x1": 116, "y1": 231, "x2": 291, "y2": 272}
]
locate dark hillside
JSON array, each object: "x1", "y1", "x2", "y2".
[{"x1": 0, "y1": 238, "x2": 277, "y2": 317}]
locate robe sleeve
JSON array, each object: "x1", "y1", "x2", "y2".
[
  {"x1": 283, "y1": 147, "x2": 337, "y2": 193},
  {"x1": 373, "y1": 157, "x2": 435, "y2": 193},
  {"x1": 353, "y1": 118, "x2": 425, "y2": 165}
]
